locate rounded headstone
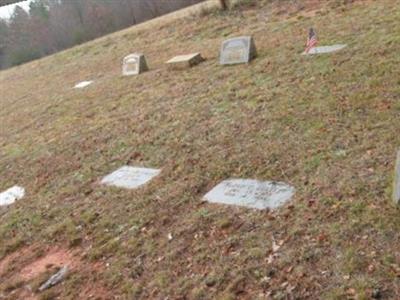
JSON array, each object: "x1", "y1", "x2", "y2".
[
  {"x1": 122, "y1": 53, "x2": 149, "y2": 76},
  {"x1": 220, "y1": 36, "x2": 257, "y2": 65}
]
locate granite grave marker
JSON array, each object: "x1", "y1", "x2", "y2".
[
  {"x1": 101, "y1": 166, "x2": 160, "y2": 189},
  {"x1": 303, "y1": 44, "x2": 347, "y2": 55},
  {"x1": 203, "y1": 179, "x2": 295, "y2": 210},
  {"x1": 220, "y1": 36, "x2": 257, "y2": 65}
]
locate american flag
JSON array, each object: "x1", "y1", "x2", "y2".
[{"x1": 305, "y1": 28, "x2": 317, "y2": 53}]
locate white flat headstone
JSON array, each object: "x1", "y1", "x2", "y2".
[
  {"x1": 101, "y1": 166, "x2": 160, "y2": 189},
  {"x1": 0, "y1": 186, "x2": 25, "y2": 206},
  {"x1": 303, "y1": 44, "x2": 347, "y2": 55},
  {"x1": 74, "y1": 81, "x2": 93, "y2": 89},
  {"x1": 203, "y1": 179, "x2": 295, "y2": 210},
  {"x1": 394, "y1": 150, "x2": 400, "y2": 204}
]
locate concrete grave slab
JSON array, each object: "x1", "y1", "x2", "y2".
[
  {"x1": 394, "y1": 150, "x2": 400, "y2": 204},
  {"x1": 203, "y1": 179, "x2": 295, "y2": 210},
  {"x1": 303, "y1": 44, "x2": 347, "y2": 55},
  {"x1": 166, "y1": 53, "x2": 204, "y2": 70},
  {"x1": 101, "y1": 166, "x2": 160, "y2": 189},
  {"x1": 74, "y1": 81, "x2": 93, "y2": 89},
  {"x1": 220, "y1": 36, "x2": 257, "y2": 65},
  {"x1": 122, "y1": 53, "x2": 149, "y2": 76},
  {"x1": 0, "y1": 186, "x2": 25, "y2": 206}
]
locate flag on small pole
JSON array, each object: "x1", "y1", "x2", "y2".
[{"x1": 305, "y1": 28, "x2": 317, "y2": 53}]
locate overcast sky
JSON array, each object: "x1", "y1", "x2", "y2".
[{"x1": 0, "y1": 0, "x2": 32, "y2": 20}]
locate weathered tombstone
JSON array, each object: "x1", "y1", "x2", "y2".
[
  {"x1": 166, "y1": 53, "x2": 204, "y2": 70},
  {"x1": 303, "y1": 44, "x2": 347, "y2": 55},
  {"x1": 122, "y1": 53, "x2": 149, "y2": 76},
  {"x1": 203, "y1": 179, "x2": 295, "y2": 210},
  {"x1": 74, "y1": 81, "x2": 93, "y2": 89},
  {"x1": 101, "y1": 166, "x2": 160, "y2": 189},
  {"x1": 220, "y1": 36, "x2": 257, "y2": 65},
  {"x1": 394, "y1": 150, "x2": 400, "y2": 204},
  {"x1": 0, "y1": 186, "x2": 25, "y2": 206}
]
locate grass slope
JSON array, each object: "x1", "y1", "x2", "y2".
[{"x1": 1, "y1": 0, "x2": 400, "y2": 299}]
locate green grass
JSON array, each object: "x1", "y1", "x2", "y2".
[{"x1": 0, "y1": 0, "x2": 400, "y2": 298}]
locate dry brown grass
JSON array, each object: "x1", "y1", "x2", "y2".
[{"x1": 1, "y1": 0, "x2": 400, "y2": 298}]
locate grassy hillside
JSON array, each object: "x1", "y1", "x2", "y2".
[{"x1": 1, "y1": 0, "x2": 400, "y2": 299}]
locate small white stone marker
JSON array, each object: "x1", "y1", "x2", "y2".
[
  {"x1": 74, "y1": 81, "x2": 93, "y2": 89},
  {"x1": 101, "y1": 166, "x2": 160, "y2": 189},
  {"x1": 122, "y1": 53, "x2": 149, "y2": 76},
  {"x1": 203, "y1": 179, "x2": 295, "y2": 210},
  {"x1": 303, "y1": 44, "x2": 347, "y2": 55},
  {"x1": 0, "y1": 186, "x2": 25, "y2": 206},
  {"x1": 394, "y1": 150, "x2": 400, "y2": 204},
  {"x1": 166, "y1": 53, "x2": 204, "y2": 70}
]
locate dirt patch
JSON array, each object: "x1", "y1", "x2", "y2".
[
  {"x1": 0, "y1": 245, "x2": 39, "y2": 277},
  {"x1": 12, "y1": 287, "x2": 39, "y2": 300},
  {"x1": 0, "y1": 246, "x2": 75, "y2": 300},
  {"x1": 79, "y1": 283, "x2": 113, "y2": 300},
  {"x1": 19, "y1": 248, "x2": 75, "y2": 281},
  {"x1": 0, "y1": 245, "x2": 111, "y2": 299}
]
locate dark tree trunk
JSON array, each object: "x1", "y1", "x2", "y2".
[{"x1": 219, "y1": 0, "x2": 228, "y2": 10}]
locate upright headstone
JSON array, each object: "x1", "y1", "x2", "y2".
[
  {"x1": 203, "y1": 179, "x2": 295, "y2": 210},
  {"x1": 122, "y1": 53, "x2": 149, "y2": 76},
  {"x1": 394, "y1": 150, "x2": 400, "y2": 204},
  {"x1": 303, "y1": 44, "x2": 347, "y2": 55},
  {"x1": 220, "y1": 36, "x2": 257, "y2": 65},
  {"x1": 0, "y1": 186, "x2": 25, "y2": 206},
  {"x1": 101, "y1": 166, "x2": 160, "y2": 189},
  {"x1": 166, "y1": 53, "x2": 204, "y2": 70}
]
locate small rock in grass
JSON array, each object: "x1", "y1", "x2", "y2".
[
  {"x1": 0, "y1": 186, "x2": 25, "y2": 206},
  {"x1": 74, "y1": 81, "x2": 93, "y2": 89},
  {"x1": 38, "y1": 266, "x2": 69, "y2": 292}
]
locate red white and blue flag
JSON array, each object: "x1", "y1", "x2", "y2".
[{"x1": 305, "y1": 28, "x2": 317, "y2": 53}]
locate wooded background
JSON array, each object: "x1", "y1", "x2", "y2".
[
  {"x1": 0, "y1": 0, "x2": 22, "y2": 6},
  {"x1": 0, "y1": 0, "x2": 204, "y2": 69}
]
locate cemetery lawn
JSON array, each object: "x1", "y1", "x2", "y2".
[{"x1": 1, "y1": 0, "x2": 400, "y2": 298}]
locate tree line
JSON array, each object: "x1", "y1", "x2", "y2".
[{"x1": 0, "y1": 0, "x2": 204, "y2": 69}]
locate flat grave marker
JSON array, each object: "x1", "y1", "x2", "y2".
[
  {"x1": 0, "y1": 186, "x2": 25, "y2": 206},
  {"x1": 220, "y1": 36, "x2": 257, "y2": 65},
  {"x1": 101, "y1": 166, "x2": 160, "y2": 189},
  {"x1": 203, "y1": 179, "x2": 295, "y2": 210},
  {"x1": 74, "y1": 81, "x2": 93, "y2": 89},
  {"x1": 166, "y1": 53, "x2": 204, "y2": 70},
  {"x1": 303, "y1": 44, "x2": 347, "y2": 55},
  {"x1": 122, "y1": 53, "x2": 149, "y2": 76},
  {"x1": 394, "y1": 150, "x2": 400, "y2": 204}
]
